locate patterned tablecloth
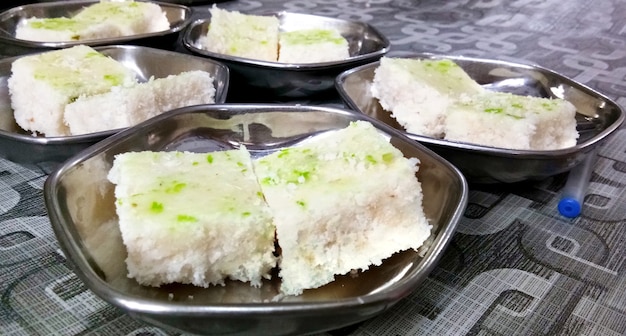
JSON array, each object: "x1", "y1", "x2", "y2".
[{"x1": 2, "y1": 0, "x2": 626, "y2": 335}]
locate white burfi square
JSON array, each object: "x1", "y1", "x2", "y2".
[
  {"x1": 371, "y1": 57, "x2": 485, "y2": 138},
  {"x1": 8, "y1": 45, "x2": 136, "y2": 136},
  {"x1": 203, "y1": 6, "x2": 279, "y2": 62},
  {"x1": 444, "y1": 91, "x2": 579, "y2": 150},
  {"x1": 107, "y1": 149, "x2": 277, "y2": 288},
  {"x1": 15, "y1": 17, "x2": 121, "y2": 42},
  {"x1": 253, "y1": 121, "x2": 431, "y2": 295},
  {"x1": 73, "y1": 1, "x2": 170, "y2": 36}
]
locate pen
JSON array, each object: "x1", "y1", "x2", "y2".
[{"x1": 557, "y1": 148, "x2": 598, "y2": 218}]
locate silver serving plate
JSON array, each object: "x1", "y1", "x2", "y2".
[
  {"x1": 183, "y1": 12, "x2": 390, "y2": 98},
  {"x1": 336, "y1": 54, "x2": 625, "y2": 184},
  {"x1": 44, "y1": 104, "x2": 468, "y2": 336},
  {"x1": 0, "y1": 45, "x2": 229, "y2": 166},
  {"x1": 0, "y1": 0, "x2": 192, "y2": 56}
]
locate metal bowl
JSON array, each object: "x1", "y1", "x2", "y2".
[
  {"x1": 336, "y1": 54, "x2": 625, "y2": 184},
  {"x1": 0, "y1": 45, "x2": 229, "y2": 166},
  {"x1": 0, "y1": 0, "x2": 192, "y2": 56},
  {"x1": 183, "y1": 12, "x2": 390, "y2": 98},
  {"x1": 44, "y1": 104, "x2": 468, "y2": 336}
]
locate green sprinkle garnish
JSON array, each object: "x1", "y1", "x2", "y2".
[
  {"x1": 151, "y1": 202, "x2": 163, "y2": 213},
  {"x1": 278, "y1": 149, "x2": 290, "y2": 158},
  {"x1": 365, "y1": 155, "x2": 377, "y2": 164},
  {"x1": 296, "y1": 200, "x2": 306, "y2": 208},
  {"x1": 103, "y1": 74, "x2": 123, "y2": 86},
  {"x1": 167, "y1": 182, "x2": 186, "y2": 193},
  {"x1": 261, "y1": 177, "x2": 276, "y2": 185},
  {"x1": 206, "y1": 154, "x2": 214, "y2": 163},
  {"x1": 294, "y1": 170, "x2": 310, "y2": 181},
  {"x1": 192, "y1": 161, "x2": 199, "y2": 166},
  {"x1": 511, "y1": 103, "x2": 524, "y2": 109},
  {"x1": 484, "y1": 107, "x2": 504, "y2": 114},
  {"x1": 177, "y1": 214, "x2": 197, "y2": 222},
  {"x1": 382, "y1": 153, "x2": 394, "y2": 163},
  {"x1": 242, "y1": 211, "x2": 251, "y2": 217}
]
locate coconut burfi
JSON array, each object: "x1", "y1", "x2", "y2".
[
  {"x1": 15, "y1": 1, "x2": 169, "y2": 42},
  {"x1": 73, "y1": 0, "x2": 170, "y2": 36},
  {"x1": 107, "y1": 149, "x2": 277, "y2": 288},
  {"x1": 278, "y1": 28, "x2": 349, "y2": 63},
  {"x1": 15, "y1": 17, "x2": 121, "y2": 42},
  {"x1": 371, "y1": 57, "x2": 485, "y2": 138},
  {"x1": 253, "y1": 121, "x2": 431, "y2": 295},
  {"x1": 8, "y1": 45, "x2": 137, "y2": 136},
  {"x1": 445, "y1": 91, "x2": 579, "y2": 150},
  {"x1": 65, "y1": 70, "x2": 215, "y2": 135},
  {"x1": 203, "y1": 6, "x2": 279, "y2": 61}
]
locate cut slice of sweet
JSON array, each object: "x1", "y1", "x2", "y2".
[
  {"x1": 8, "y1": 45, "x2": 137, "y2": 136},
  {"x1": 108, "y1": 149, "x2": 277, "y2": 288},
  {"x1": 445, "y1": 91, "x2": 579, "y2": 150},
  {"x1": 73, "y1": 1, "x2": 170, "y2": 36},
  {"x1": 203, "y1": 6, "x2": 280, "y2": 62},
  {"x1": 371, "y1": 57, "x2": 485, "y2": 138},
  {"x1": 253, "y1": 120, "x2": 431, "y2": 295}
]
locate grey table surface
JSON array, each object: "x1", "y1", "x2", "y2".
[{"x1": 1, "y1": 0, "x2": 626, "y2": 335}]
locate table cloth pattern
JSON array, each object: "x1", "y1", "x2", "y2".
[{"x1": 1, "y1": 0, "x2": 625, "y2": 335}]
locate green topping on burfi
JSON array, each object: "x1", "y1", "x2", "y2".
[
  {"x1": 27, "y1": 17, "x2": 87, "y2": 31},
  {"x1": 177, "y1": 214, "x2": 198, "y2": 222},
  {"x1": 151, "y1": 201, "x2": 164, "y2": 213},
  {"x1": 424, "y1": 59, "x2": 457, "y2": 74},
  {"x1": 277, "y1": 149, "x2": 290, "y2": 158},
  {"x1": 26, "y1": 46, "x2": 135, "y2": 97},
  {"x1": 365, "y1": 155, "x2": 377, "y2": 164},
  {"x1": 296, "y1": 200, "x2": 306, "y2": 208},
  {"x1": 207, "y1": 154, "x2": 214, "y2": 163},
  {"x1": 261, "y1": 176, "x2": 276, "y2": 185},
  {"x1": 382, "y1": 152, "x2": 394, "y2": 163},
  {"x1": 166, "y1": 182, "x2": 186, "y2": 194},
  {"x1": 281, "y1": 28, "x2": 346, "y2": 45},
  {"x1": 103, "y1": 74, "x2": 125, "y2": 86},
  {"x1": 484, "y1": 107, "x2": 504, "y2": 114}
]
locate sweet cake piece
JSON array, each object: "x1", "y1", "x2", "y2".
[
  {"x1": 73, "y1": 0, "x2": 170, "y2": 36},
  {"x1": 107, "y1": 149, "x2": 277, "y2": 288},
  {"x1": 445, "y1": 91, "x2": 579, "y2": 150},
  {"x1": 203, "y1": 6, "x2": 280, "y2": 61},
  {"x1": 253, "y1": 121, "x2": 432, "y2": 295},
  {"x1": 278, "y1": 28, "x2": 349, "y2": 63},
  {"x1": 8, "y1": 45, "x2": 137, "y2": 136},
  {"x1": 371, "y1": 57, "x2": 485, "y2": 138},
  {"x1": 15, "y1": 17, "x2": 120, "y2": 42},
  {"x1": 15, "y1": 1, "x2": 170, "y2": 42}
]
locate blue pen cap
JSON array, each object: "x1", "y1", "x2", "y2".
[{"x1": 558, "y1": 197, "x2": 581, "y2": 218}]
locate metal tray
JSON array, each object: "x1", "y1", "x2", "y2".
[
  {"x1": 336, "y1": 54, "x2": 625, "y2": 184},
  {"x1": 183, "y1": 11, "x2": 390, "y2": 98},
  {"x1": 0, "y1": 45, "x2": 229, "y2": 167},
  {"x1": 0, "y1": 0, "x2": 192, "y2": 56},
  {"x1": 44, "y1": 104, "x2": 468, "y2": 336}
]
